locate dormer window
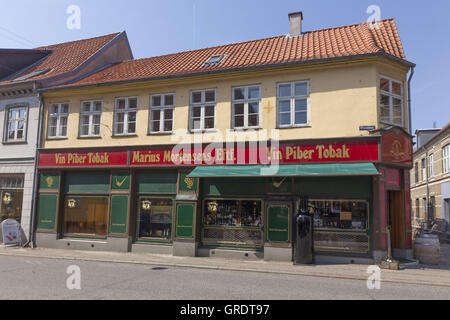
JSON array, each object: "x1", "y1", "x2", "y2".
[{"x1": 203, "y1": 54, "x2": 226, "y2": 66}]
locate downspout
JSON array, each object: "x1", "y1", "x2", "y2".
[
  {"x1": 24, "y1": 83, "x2": 44, "y2": 248},
  {"x1": 407, "y1": 66, "x2": 415, "y2": 135}
]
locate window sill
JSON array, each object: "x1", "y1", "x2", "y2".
[
  {"x1": 1, "y1": 140, "x2": 27, "y2": 145},
  {"x1": 147, "y1": 132, "x2": 173, "y2": 136},
  {"x1": 46, "y1": 137, "x2": 68, "y2": 141},
  {"x1": 229, "y1": 127, "x2": 262, "y2": 131},
  {"x1": 189, "y1": 129, "x2": 218, "y2": 134},
  {"x1": 111, "y1": 134, "x2": 138, "y2": 138},
  {"x1": 277, "y1": 124, "x2": 311, "y2": 129},
  {"x1": 78, "y1": 135, "x2": 102, "y2": 139}
]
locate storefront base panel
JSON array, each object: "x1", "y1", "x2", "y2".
[
  {"x1": 264, "y1": 246, "x2": 292, "y2": 262},
  {"x1": 36, "y1": 233, "x2": 108, "y2": 251},
  {"x1": 373, "y1": 250, "x2": 388, "y2": 264},
  {"x1": 314, "y1": 254, "x2": 374, "y2": 265},
  {"x1": 107, "y1": 237, "x2": 131, "y2": 252},
  {"x1": 173, "y1": 241, "x2": 198, "y2": 257},
  {"x1": 197, "y1": 247, "x2": 263, "y2": 260},
  {"x1": 131, "y1": 243, "x2": 173, "y2": 255}
]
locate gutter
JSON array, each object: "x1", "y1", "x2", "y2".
[{"x1": 24, "y1": 82, "x2": 44, "y2": 248}]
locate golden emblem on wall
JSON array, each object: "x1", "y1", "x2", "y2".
[
  {"x1": 272, "y1": 177, "x2": 287, "y2": 189},
  {"x1": 2, "y1": 192, "x2": 12, "y2": 205},
  {"x1": 142, "y1": 200, "x2": 152, "y2": 210},
  {"x1": 45, "y1": 176, "x2": 54, "y2": 188},
  {"x1": 115, "y1": 176, "x2": 128, "y2": 188},
  {"x1": 390, "y1": 140, "x2": 405, "y2": 160},
  {"x1": 208, "y1": 201, "x2": 218, "y2": 213},
  {"x1": 67, "y1": 199, "x2": 78, "y2": 209},
  {"x1": 184, "y1": 176, "x2": 194, "y2": 190}
]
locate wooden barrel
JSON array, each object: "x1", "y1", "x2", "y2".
[{"x1": 414, "y1": 234, "x2": 440, "y2": 265}]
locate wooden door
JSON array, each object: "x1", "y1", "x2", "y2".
[{"x1": 388, "y1": 191, "x2": 406, "y2": 250}]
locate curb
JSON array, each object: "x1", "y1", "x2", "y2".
[{"x1": 0, "y1": 250, "x2": 449, "y2": 288}]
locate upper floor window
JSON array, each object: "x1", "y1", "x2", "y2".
[
  {"x1": 379, "y1": 77, "x2": 403, "y2": 126},
  {"x1": 114, "y1": 97, "x2": 137, "y2": 136},
  {"x1": 189, "y1": 89, "x2": 216, "y2": 132},
  {"x1": 421, "y1": 158, "x2": 426, "y2": 181},
  {"x1": 232, "y1": 85, "x2": 261, "y2": 129},
  {"x1": 149, "y1": 94, "x2": 174, "y2": 134},
  {"x1": 277, "y1": 81, "x2": 309, "y2": 127},
  {"x1": 79, "y1": 100, "x2": 102, "y2": 137},
  {"x1": 48, "y1": 103, "x2": 69, "y2": 138},
  {"x1": 4, "y1": 106, "x2": 27, "y2": 142},
  {"x1": 429, "y1": 153, "x2": 434, "y2": 177},
  {"x1": 443, "y1": 144, "x2": 450, "y2": 174},
  {"x1": 414, "y1": 162, "x2": 419, "y2": 183}
]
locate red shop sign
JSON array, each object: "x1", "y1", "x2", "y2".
[
  {"x1": 131, "y1": 139, "x2": 380, "y2": 166},
  {"x1": 39, "y1": 151, "x2": 128, "y2": 168}
]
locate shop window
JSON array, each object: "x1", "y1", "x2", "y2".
[
  {"x1": 137, "y1": 198, "x2": 172, "y2": 241},
  {"x1": 308, "y1": 200, "x2": 368, "y2": 231},
  {"x1": 63, "y1": 197, "x2": 108, "y2": 237},
  {"x1": 202, "y1": 199, "x2": 263, "y2": 248},
  {"x1": 0, "y1": 175, "x2": 24, "y2": 223}
]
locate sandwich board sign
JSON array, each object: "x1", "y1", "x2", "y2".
[{"x1": 2, "y1": 219, "x2": 21, "y2": 246}]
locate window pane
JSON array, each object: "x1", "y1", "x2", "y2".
[
  {"x1": 279, "y1": 100, "x2": 290, "y2": 113},
  {"x1": 192, "y1": 92, "x2": 202, "y2": 103},
  {"x1": 117, "y1": 99, "x2": 126, "y2": 110},
  {"x1": 94, "y1": 101, "x2": 102, "y2": 112},
  {"x1": 295, "y1": 99, "x2": 307, "y2": 112},
  {"x1": 392, "y1": 98, "x2": 402, "y2": 124},
  {"x1": 81, "y1": 115, "x2": 90, "y2": 125},
  {"x1": 128, "y1": 112, "x2": 137, "y2": 122},
  {"x1": 248, "y1": 87, "x2": 260, "y2": 99},
  {"x1": 60, "y1": 117, "x2": 68, "y2": 126},
  {"x1": 205, "y1": 90, "x2": 215, "y2": 102},
  {"x1": 234, "y1": 88, "x2": 245, "y2": 100},
  {"x1": 205, "y1": 106, "x2": 215, "y2": 117},
  {"x1": 82, "y1": 102, "x2": 91, "y2": 112},
  {"x1": 192, "y1": 107, "x2": 201, "y2": 118},
  {"x1": 234, "y1": 115, "x2": 244, "y2": 128},
  {"x1": 93, "y1": 114, "x2": 101, "y2": 125},
  {"x1": 192, "y1": 118, "x2": 201, "y2": 130},
  {"x1": 392, "y1": 82, "x2": 402, "y2": 95},
  {"x1": 17, "y1": 130, "x2": 23, "y2": 139},
  {"x1": 93, "y1": 125, "x2": 100, "y2": 136},
  {"x1": 151, "y1": 121, "x2": 160, "y2": 132},
  {"x1": 152, "y1": 110, "x2": 161, "y2": 121},
  {"x1": 295, "y1": 83, "x2": 308, "y2": 96},
  {"x1": 152, "y1": 96, "x2": 161, "y2": 107},
  {"x1": 248, "y1": 115, "x2": 259, "y2": 127},
  {"x1": 9, "y1": 122, "x2": 16, "y2": 131},
  {"x1": 49, "y1": 127, "x2": 57, "y2": 137},
  {"x1": 51, "y1": 105, "x2": 59, "y2": 114},
  {"x1": 248, "y1": 102, "x2": 259, "y2": 115},
  {"x1": 380, "y1": 78, "x2": 389, "y2": 92},
  {"x1": 17, "y1": 121, "x2": 24, "y2": 130},
  {"x1": 164, "y1": 109, "x2": 173, "y2": 120},
  {"x1": 117, "y1": 113, "x2": 125, "y2": 123},
  {"x1": 279, "y1": 84, "x2": 291, "y2": 97},
  {"x1": 19, "y1": 109, "x2": 26, "y2": 119},
  {"x1": 295, "y1": 112, "x2": 307, "y2": 124},
  {"x1": 128, "y1": 98, "x2": 137, "y2": 109},
  {"x1": 80, "y1": 125, "x2": 89, "y2": 136},
  {"x1": 380, "y1": 94, "x2": 391, "y2": 122},
  {"x1": 138, "y1": 198, "x2": 172, "y2": 240},
  {"x1": 60, "y1": 126, "x2": 67, "y2": 137},
  {"x1": 164, "y1": 95, "x2": 174, "y2": 106},
  {"x1": 61, "y1": 104, "x2": 69, "y2": 113},
  {"x1": 10, "y1": 110, "x2": 18, "y2": 119},
  {"x1": 116, "y1": 123, "x2": 124, "y2": 134},
  {"x1": 8, "y1": 131, "x2": 14, "y2": 140},
  {"x1": 280, "y1": 113, "x2": 291, "y2": 126},
  {"x1": 128, "y1": 122, "x2": 136, "y2": 134},
  {"x1": 234, "y1": 103, "x2": 244, "y2": 115},
  {"x1": 164, "y1": 120, "x2": 172, "y2": 132},
  {"x1": 204, "y1": 117, "x2": 215, "y2": 129}
]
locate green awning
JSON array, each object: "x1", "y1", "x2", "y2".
[{"x1": 188, "y1": 163, "x2": 379, "y2": 178}]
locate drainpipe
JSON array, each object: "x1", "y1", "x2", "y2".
[
  {"x1": 23, "y1": 84, "x2": 44, "y2": 248},
  {"x1": 407, "y1": 66, "x2": 415, "y2": 136}
]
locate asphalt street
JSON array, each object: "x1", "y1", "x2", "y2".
[{"x1": 0, "y1": 255, "x2": 449, "y2": 300}]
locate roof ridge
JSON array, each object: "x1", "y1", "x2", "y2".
[{"x1": 34, "y1": 32, "x2": 121, "y2": 50}]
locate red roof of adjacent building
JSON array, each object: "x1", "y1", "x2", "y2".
[
  {"x1": 0, "y1": 32, "x2": 120, "y2": 86},
  {"x1": 50, "y1": 18, "x2": 411, "y2": 90}
]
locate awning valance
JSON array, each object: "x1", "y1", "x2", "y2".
[{"x1": 187, "y1": 163, "x2": 379, "y2": 178}]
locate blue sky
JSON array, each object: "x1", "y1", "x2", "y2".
[{"x1": 1, "y1": 0, "x2": 449, "y2": 134}]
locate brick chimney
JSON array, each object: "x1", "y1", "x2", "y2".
[{"x1": 288, "y1": 11, "x2": 303, "y2": 37}]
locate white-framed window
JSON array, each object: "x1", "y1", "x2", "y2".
[
  {"x1": 379, "y1": 76, "x2": 404, "y2": 126},
  {"x1": 429, "y1": 153, "x2": 434, "y2": 177},
  {"x1": 149, "y1": 94, "x2": 175, "y2": 134},
  {"x1": 277, "y1": 81, "x2": 309, "y2": 127},
  {"x1": 5, "y1": 106, "x2": 27, "y2": 142},
  {"x1": 443, "y1": 144, "x2": 450, "y2": 174},
  {"x1": 421, "y1": 158, "x2": 426, "y2": 181},
  {"x1": 189, "y1": 89, "x2": 216, "y2": 132},
  {"x1": 232, "y1": 85, "x2": 261, "y2": 129},
  {"x1": 114, "y1": 97, "x2": 137, "y2": 135},
  {"x1": 79, "y1": 100, "x2": 102, "y2": 137},
  {"x1": 48, "y1": 103, "x2": 69, "y2": 138}
]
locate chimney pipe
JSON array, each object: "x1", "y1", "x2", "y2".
[{"x1": 288, "y1": 11, "x2": 303, "y2": 37}]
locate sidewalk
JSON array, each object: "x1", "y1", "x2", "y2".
[{"x1": 0, "y1": 246, "x2": 449, "y2": 288}]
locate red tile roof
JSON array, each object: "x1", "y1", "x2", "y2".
[
  {"x1": 51, "y1": 18, "x2": 410, "y2": 90},
  {"x1": 0, "y1": 32, "x2": 120, "y2": 86}
]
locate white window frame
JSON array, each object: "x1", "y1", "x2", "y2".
[
  {"x1": 232, "y1": 85, "x2": 261, "y2": 129},
  {"x1": 48, "y1": 103, "x2": 69, "y2": 138},
  {"x1": 5, "y1": 105, "x2": 27, "y2": 142},
  {"x1": 149, "y1": 93, "x2": 175, "y2": 134},
  {"x1": 429, "y1": 153, "x2": 434, "y2": 177},
  {"x1": 443, "y1": 144, "x2": 450, "y2": 174},
  {"x1": 114, "y1": 97, "x2": 138, "y2": 136},
  {"x1": 79, "y1": 100, "x2": 102, "y2": 137},
  {"x1": 189, "y1": 89, "x2": 216, "y2": 132},
  {"x1": 277, "y1": 81, "x2": 310, "y2": 128},
  {"x1": 379, "y1": 76, "x2": 404, "y2": 127}
]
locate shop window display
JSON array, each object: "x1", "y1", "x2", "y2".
[
  {"x1": 0, "y1": 175, "x2": 24, "y2": 223},
  {"x1": 138, "y1": 198, "x2": 172, "y2": 240},
  {"x1": 63, "y1": 197, "x2": 108, "y2": 237}
]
